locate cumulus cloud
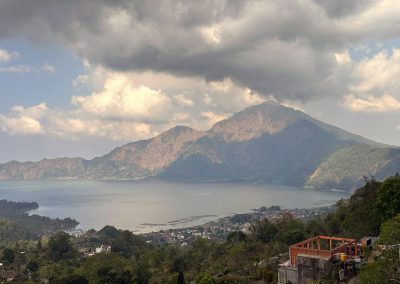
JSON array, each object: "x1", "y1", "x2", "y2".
[
  {"x1": 0, "y1": 104, "x2": 45, "y2": 135},
  {"x1": 72, "y1": 66, "x2": 265, "y2": 124},
  {"x1": 48, "y1": 117, "x2": 151, "y2": 140},
  {"x1": 0, "y1": 49, "x2": 19, "y2": 62},
  {"x1": 0, "y1": 116, "x2": 43, "y2": 135},
  {"x1": 349, "y1": 49, "x2": 400, "y2": 95},
  {"x1": 335, "y1": 51, "x2": 351, "y2": 65},
  {"x1": 0, "y1": 102, "x2": 153, "y2": 140},
  {"x1": 0, "y1": 104, "x2": 47, "y2": 135},
  {"x1": 343, "y1": 94, "x2": 400, "y2": 112},
  {"x1": 340, "y1": 48, "x2": 400, "y2": 112},
  {"x1": 11, "y1": 103, "x2": 48, "y2": 119},
  {"x1": 72, "y1": 73, "x2": 172, "y2": 123},
  {"x1": 1, "y1": 0, "x2": 400, "y2": 102}
]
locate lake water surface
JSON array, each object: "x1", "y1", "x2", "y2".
[{"x1": 0, "y1": 180, "x2": 347, "y2": 233}]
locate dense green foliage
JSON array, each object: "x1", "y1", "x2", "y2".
[
  {"x1": 2, "y1": 247, "x2": 15, "y2": 264},
  {"x1": 324, "y1": 179, "x2": 382, "y2": 238},
  {"x1": 48, "y1": 232, "x2": 76, "y2": 261},
  {"x1": 305, "y1": 176, "x2": 400, "y2": 239},
  {"x1": 377, "y1": 176, "x2": 400, "y2": 220},
  {"x1": 379, "y1": 214, "x2": 400, "y2": 245},
  {"x1": 359, "y1": 249, "x2": 400, "y2": 284},
  {"x1": 0, "y1": 217, "x2": 33, "y2": 246}
]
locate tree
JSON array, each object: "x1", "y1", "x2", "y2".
[
  {"x1": 324, "y1": 180, "x2": 382, "y2": 238},
  {"x1": 359, "y1": 249, "x2": 400, "y2": 284},
  {"x1": 226, "y1": 231, "x2": 247, "y2": 245},
  {"x1": 2, "y1": 248, "x2": 15, "y2": 264},
  {"x1": 379, "y1": 214, "x2": 400, "y2": 245},
  {"x1": 306, "y1": 218, "x2": 327, "y2": 236},
  {"x1": 37, "y1": 239, "x2": 43, "y2": 250},
  {"x1": 47, "y1": 232, "x2": 75, "y2": 261},
  {"x1": 275, "y1": 213, "x2": 305, "y2": 245},
  {"x1": 27, "y1": 260, "x2": 39, "y2": 272},
  {"x1": 177, "y1": 269, "x2": 185, "y2": 284},
  {"x1": 250, "y1": 218, "x2": 278, "y2": 243},
  {"x1": 377, "y1": 177, "x2": 400, "y2": 221},
  {"x1": 197, "y1": 273, "x2": 215, "y2": 284},
  {"x1": 136, "y1": 262, "x2": 151, "y2": 284},
  {"x1": 97, "y1": 267, "x2": 118, "y2": 283}
]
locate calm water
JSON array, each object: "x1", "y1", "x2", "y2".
[{"x1": 0, "y1": 180, "x2": 347, "y2": 233}]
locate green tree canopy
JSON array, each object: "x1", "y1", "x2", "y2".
[
  {"x1": 377, "y1": 177, "x2": 400, "y2": 221},
  {"x1": 47, "y1": 232, "x2": 75, "y2": 261},
  {"x1": 1, "y1": 248, "x2": 15, "y2": 263},
  {"x1": 379, "y1": 214, "x2": 400, "y2": 245},
  {"x1": 250, "y1": 218, "x2": 278, "y2": 243}
]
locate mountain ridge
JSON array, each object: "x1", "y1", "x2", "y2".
[{"x1": 1, "y1": 102, "x2": 399, "y2": 190}]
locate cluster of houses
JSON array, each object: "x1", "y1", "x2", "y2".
[
  {"x1": 144, "y1": 206, "x2": 335, "y2": 245},
  {"x1": 81, "y1": 244, "x2": 112, "y2": 257}
]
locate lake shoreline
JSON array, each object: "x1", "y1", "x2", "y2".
[{"x1": 0, "y1": 180, "x2": 348, "y2": 233}]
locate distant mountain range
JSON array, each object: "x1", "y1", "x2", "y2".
[{"x1": 1, "y1": 102, "x2": 399, "y2": 190}]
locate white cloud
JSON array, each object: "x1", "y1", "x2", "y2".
[
  {"x1": 48, "y1": 117, "x2": 151, "y2": 140},
  {"x1": 40, "y1": 63, "x2": 56, "y2": 73},
  {"x1": 0, "y1": 102, "x2": 153, "y2": 141},
  {"x1": 0, "y1": 49, "x2": 19, "y2": 62},
  {"x1": 200, "y1": 111, "x2": 229, "y2": 128},
  {"x1": 200, "y1": 25, "x2": 221, "y2": 46},
  {"x1": 0, "y1": 63, "x2": 56, "y2": 74},
  {"x1": 173, "y1": 94, "x2": 194, "y2": 107},
  {"x1": 11, "y1": 103, "x2": 48, "y2": 119},
  {"x1": 340, "y1": 48, "x2": 400, "y2": 113},
  {"x1": 334, "y1": 51, "x2": 351, "y2": 65},
  {"x1": 350, "y1": 49, "x2": 400, "y2": 94},
  {"x1": 0, "y1": 104, "x2": 48, "y2": 135},
  {"x1": 0, "y1": 65, "x2": 31, "y2": 73},
  {"x1": 343, "y1": 94, "x2": 400, "y2": 112},
  {"x1": 72, "y1": 72, "x2": 172, "y2": 122},
  {"x1": 0, "y1": 115, "x2": 43, "y2": 135}
]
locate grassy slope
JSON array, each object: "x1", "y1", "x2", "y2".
[{"x1": 306, "y1": 144, "x2": 396, "y2": 189}]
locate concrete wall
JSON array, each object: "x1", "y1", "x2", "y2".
[
  {"x1": 278, "y1": 266, "x2": 298, "y2": 284},
  {"x1": 297, "y1": 255, "x2": 332, "y2": 284}
]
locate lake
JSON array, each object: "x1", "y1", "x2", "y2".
[{"x1": 0, "y1": 180, "x2": 348, "y2": 233}]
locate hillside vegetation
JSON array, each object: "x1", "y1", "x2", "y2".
[{"x1": 0, "y1": 199, "x2": 78, "y2": 246}]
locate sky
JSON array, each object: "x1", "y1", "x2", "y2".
[{"x1": 1, "y1": 0, "x2": 400, "y2": 162}]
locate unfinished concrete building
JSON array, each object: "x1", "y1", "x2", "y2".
[{"x1": 278, "y1": 235, "x2": 359, "y2": 284}]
